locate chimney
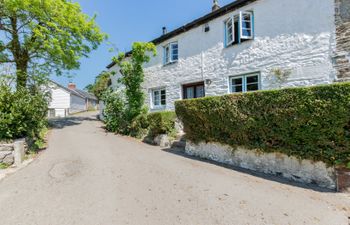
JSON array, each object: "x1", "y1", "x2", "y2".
[
  {"x1": 68, "y1": 83, "x2": 76, "y2": 90},
  {"x1": 162, "y1": 27, "x2": 167, "y2": 35},
  {"x1": 212, "y1": 0, "x2": 220, "y2": 11}
]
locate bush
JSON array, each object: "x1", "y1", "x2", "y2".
[
  {"x1": 147, "y1": 111, "x2": 176, "y2": 138},
  {"x1": 102, "y1": 89, "x2": 126, "y2": 133},
  {"x1": 175, "y1": 83, "x2": 350, "y2": 167},
  {"x1": 0, "y1": 85, "x2": 48, "y2": 140}
]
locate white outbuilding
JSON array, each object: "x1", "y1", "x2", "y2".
[{"x1": 48, "y1": 81, "x2": 98, "y2": 118}]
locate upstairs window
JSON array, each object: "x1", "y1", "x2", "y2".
[
  {"x1": 225, "y1": 11, "x2": 254, "y2": 47},
  {"x1": 164, "y1": 42, "x2": 178, "y2": 65},
  {"x1": 152, "y1": 89, "x2": 166, "y2": 108},
  {"x1": 230, "y1": 73, "x2": 260, "y2": 93}
]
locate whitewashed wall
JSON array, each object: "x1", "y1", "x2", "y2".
[
  {"x1": 69, "y1": 94, "x2": 86, "y2": 114},
  {"x1": 109, "y1": 0, "x2": 336, "y2": 111},
  {"x1": 48, "y1": 86, "x2": 70, "y2": 117}
]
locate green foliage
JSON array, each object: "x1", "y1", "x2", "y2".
[
  {"x1": 147, "y1": 111, "x2": 177, "y2": 138},
  {"x1": 113, "y1": 42, "x2": 156, "y2": 124},
  {"x1": 101, "y1": 89, "x2": 126, "y2": 133},
  {"x1": 0, "y1": 84, "x2": 49, "y2": 140},
  {"x1": 0, "y1": 0, "x2": 107, "y2": 88},
  {"x1": 175, "y1": 83, "x2": 350, "y2": 166},
  {"x1": 0, "y1": 163, "x2": 10, "y2": 169},
  {"x1": 85, "y1": 71, "x2": 111, "y2": 100}
]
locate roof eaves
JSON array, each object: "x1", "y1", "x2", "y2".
[{"x1": 106, "y1": 0, "x2": 258, "y2": 69}]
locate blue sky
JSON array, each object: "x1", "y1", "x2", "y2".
[{"x1": 51, "y1": 0, "x2": 234, "y2": 89}]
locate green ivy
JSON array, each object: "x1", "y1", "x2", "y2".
[{"x1": 175, "y1": 83, "x2": 350, "y2": 167}]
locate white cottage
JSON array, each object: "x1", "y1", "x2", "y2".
[
  {"x1": 48, "y1": 81, "x2": 98, "y2": 117},
  {"x1": 106, "y1": 0, "x2": 350, "y2": 111}
]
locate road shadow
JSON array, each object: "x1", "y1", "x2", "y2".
[
  {"x1": 162, "y1": 147, "x2": 336, "y2": 193},
  {"x1": 49, "y1": 115, "x2": 99, "y2": 129}
]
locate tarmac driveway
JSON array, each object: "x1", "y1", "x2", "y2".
[{"x1": 0, "y1": 112, "x2": 349, "y2": 225}]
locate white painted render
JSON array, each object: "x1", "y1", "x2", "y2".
[
  {"x1": 109, "y1": 0, "x2": 337, "y2": 111},
  {"x1": 69, "y1": 94, "x2": 87, "y2": 114},
  {"x1": 48, "y1": 83, "x2": 88, "y2": 117}
]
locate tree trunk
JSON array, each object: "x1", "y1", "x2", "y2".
[{"x1": 16, "y1": 60, "x2": 28, "y2": 89}]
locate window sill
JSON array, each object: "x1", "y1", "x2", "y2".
[
  {"x1": 163, "y1": 61, "x2": 178, "y2": 67},
  {"x1": 151, "y1": 106, "x2": 166, "y2": 110},
  {"x1": 225, "y1": 38, "x2": 253, "y2": 49}
]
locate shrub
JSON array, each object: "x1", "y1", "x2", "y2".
[
  {"x1": 102, "y1": 89, "x2": 126, "y2": 133},
  {"x1": 175, "y1": 83, "x2": 350, "y2": 167},
  {"x1": 0, "y1": 85, "x2": 48, "y2": 140},
  {"x1": 147, "y1": 111, "x2": 177, "y2": 138}
]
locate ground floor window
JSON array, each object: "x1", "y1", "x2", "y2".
[
  {"x1": 230, "y1": 73, "x2": 260, "y2": 93},
  {"x1": 152, "y1": 88, "x2": 166, "y2": 108},
  {"x1": 183, "y1": 82, "x2": 205, "y2": 99}
]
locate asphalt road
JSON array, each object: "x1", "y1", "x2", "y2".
[{"x1": 0, "y1": 112, "x2": 349, "y2": 225}]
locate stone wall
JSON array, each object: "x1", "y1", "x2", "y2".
[
  {"x1": 140, "y1": 0, "x2": 336, "y2": 111},
  {"x1": 186, "y1": 142, "x2": 337, "y2": 190},
  {"x1": 334, "y1": 0, "x2": 350, "y2": 81},
  {"x1": 0, "y1": 139, "x2": 27, "y2": 166},
  {"x1": 0, "y1": 144, "x2": 15, "y2": 165}
]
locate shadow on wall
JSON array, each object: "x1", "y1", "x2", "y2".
[
  {"x1": 161, "y1": 147, "x2": 336, "y2": 194},
  {"x1": 49, "y1": 116, "x2": 98, "y2": 130}
]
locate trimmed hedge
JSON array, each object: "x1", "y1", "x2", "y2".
[
  {"x1": 147, "y1": 111, "x2": 176, "y2": 138},
  {"x1": 175, "y1": 83, "x2": 350, "y2": 166}
]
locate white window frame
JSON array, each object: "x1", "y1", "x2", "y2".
[
  {"x1": 224, "y1": 17, "x2": 234, "y2": 46},
  {"x1": 229, "y1": 73, "x2": 260, "y2": 93},
  {"x1": 164, "y1": 42, "x2": 178, "y2": 65},
  {"x1": 240, "y1": 11, "x2": 254, "y2": 40},
  {"x1": 224, "y1": 11, "x2": 254, "y2": 47},
  {"x1": 151, "y1": 88, "x2": 166, "y2": 108}
]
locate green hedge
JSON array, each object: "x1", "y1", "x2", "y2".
[
  {"x1": 0, "y1": 85, "x2": 48, "y2": 140},
  {"x1": 147, "y1": 111, "x2": 176, "y2": 138},
  {"x1": 175, "y1": 83, "x2": 350, "y2": 166}
]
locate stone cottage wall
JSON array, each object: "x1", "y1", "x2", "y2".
[
  {"x1": 141, "y1": 0, "x2": 336, "y2": 111},
  {"x1": 334, "y1": 0, "x2": 350, "y2": 81}
]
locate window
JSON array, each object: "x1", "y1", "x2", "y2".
[
  {"x1": 164, "y1": 42, "x2": 178, "y2": 65},
  {"x1": 183, "y1": 82, "x2": 205, "y2": 99},
  {"x1": 230, "y1": 73, "x2": 260, "y2": 93},
  {"x1": 224, "y1": 11, "x2": 254, "y2": 47},
  {"x1": 152, "y1": 89, "x2": 166, "y2": 108}
]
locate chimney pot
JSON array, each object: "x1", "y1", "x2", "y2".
[
  {"x1": 68, "y1": 83, "x2": 76, "y2": 90},
  {"x1": 162, "y1": 27, "x2": 167, "y2": 35},
  {"x1": 212, "y1": 0, "x2": 220, "y2": 11}
]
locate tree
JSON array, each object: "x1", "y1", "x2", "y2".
[
  {"x1": 0, "y1": 0, "x2": 106, "y2": 89},
  {"x1": 113, "y1": 42, "x2": 156, "y2": 124}
]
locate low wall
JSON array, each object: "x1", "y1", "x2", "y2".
[
  {"x1": 186, "y1": 142, "x2": 336, "y2": 190},
  {"x1": 0, "y1": 139, "x2": 27, "y2": 166}
]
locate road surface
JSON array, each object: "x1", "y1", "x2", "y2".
[{"x1": 0, "y1": 112, "x2": 349, "y2": 225}]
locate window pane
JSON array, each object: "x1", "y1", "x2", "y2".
[
  {"x1": 153, "y1": 91, "x2": 160, "y2": 106},
  {"x1": 232, "y1": 77, "x2": 243, "y2": 85},
  {"x1": 242, "y1": 21, "x2": 251, "y2": 29},
  {"x1": 186, "y1": 87, "x2": 194, "y2": 99},
  {"x1": 247, "y1": 83, "x2": 259, "y2": 91},
  {"x1": 232, "y1": 85, "x2": 243, "y2": 93},
  {"x1": 246, "y1": 75, "x2": 258, "y2": 84},
  {"x1": 196, "y1": 85, "x2": 205, "y2": 98},
  {"x1": 165, "y1": 46, "x2": 170, "y2": 63},
  {"x1": 161, "y1": 90, "x2": 166, "y2": 105},
  {"x1": 226, "y1": 19, "x2": 233, "y2": 44}
]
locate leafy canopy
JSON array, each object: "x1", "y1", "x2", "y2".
[{"x1": 0, "y1": 0, "x2": 106, "y2": 88}]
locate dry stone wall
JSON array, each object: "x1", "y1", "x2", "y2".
[{"x1": 0, "y1": 139, "x2": 27, "y2": 166}]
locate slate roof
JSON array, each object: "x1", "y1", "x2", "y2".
[{"x1": 50, "y1": 80, "x2": 98, "y2": 101}]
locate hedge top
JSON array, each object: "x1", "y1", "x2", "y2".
[{"x1": 175, "y1": 82, "x2": 350, "y2": 167}]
